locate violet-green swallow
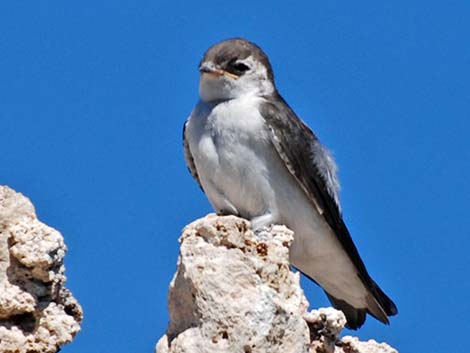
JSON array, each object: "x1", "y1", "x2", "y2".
[{"x1": 183, "y1": 38, "x2": 397, "y2": 329}]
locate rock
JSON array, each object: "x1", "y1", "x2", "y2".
[
  {"x1": 156, "y1": 214, "x2": 398, "y2": 353},
  {"x1": 339, "y1": 337, "x2": 398, "y2": 353},
  {"x1": 304, "y1": 307, "x2": 346, "y2": 353},
  {"x1": 0, "y1": 186, "x2": 82, "y2": 353}
]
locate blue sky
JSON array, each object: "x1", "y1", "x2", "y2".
[{"x1": 1, "y1": 1, "x2": 469, "y2": 352}]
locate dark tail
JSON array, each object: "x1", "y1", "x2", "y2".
[{"x1": 326, "y1": 280, "x2": 397, "y2": 330}]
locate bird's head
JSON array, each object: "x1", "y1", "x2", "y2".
[{"x1": 198, "y1": 38, "x2": 276, "y2": 102}]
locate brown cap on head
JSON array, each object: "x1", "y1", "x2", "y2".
[{"x1": 200, "y1": 38, "x2": 275, "y2": 83}]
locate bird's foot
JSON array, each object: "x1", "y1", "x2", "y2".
[
  {"x1": 250, "y1": 213, "x2": 274, "y2": 231},
  {"x1": 253, "y1": 225, "x2": 272, "y2": 236},
  {"x1": 216, "y1": 209, "x2": 237, "y2": 216}
]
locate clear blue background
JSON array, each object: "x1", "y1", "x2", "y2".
[{"x1": 1, "y1": 1, "x2": 469, "y2": 352}]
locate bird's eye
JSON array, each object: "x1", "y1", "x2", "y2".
[
  {"x1": 229, "y1": 61, "x2": 250, "y2": 73},
  {"x1": 233, "y1": 63, "x2": 250, "y2": 71}
]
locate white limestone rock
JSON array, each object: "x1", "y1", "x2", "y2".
[
  {"x1": 339, "y1": 336, "x2": 398, "y2": 353},
  {"x1": 157, "y1": 214, "x2": 309, "y2": 353},
  {"x1": 156, "y1": 214, "x2": 398, "y2": 353},
  {"x1": 0, "y1": 186, "x2": 82, "y2": 353},
  {"x1": 304, "y1": 307, "x2": 346, "y2": 353}
]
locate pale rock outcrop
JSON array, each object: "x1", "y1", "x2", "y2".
[
  {"x1": 0, "y1": 186, "x2": 82, "y2": 353},
  {"x1": 156, "y1": 214, "x2": 397, "y2": 353}
]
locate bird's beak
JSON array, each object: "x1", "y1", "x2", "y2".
[{"x1": 199, "y1": 63, "x2": 239, "y2": 80}]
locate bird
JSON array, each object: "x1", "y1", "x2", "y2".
[{"x1": 183, "y1": 38, "x2": 397, "y2": 329}]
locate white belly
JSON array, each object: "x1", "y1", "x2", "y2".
[{"x1": 186, "y1": 96, "x2": 278, "y2": 219}]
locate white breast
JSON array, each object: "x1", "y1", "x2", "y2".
[{"x1": 186, "y1": 96, "x2": 278, "y2": 219}]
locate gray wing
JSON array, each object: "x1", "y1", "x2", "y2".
[
  {"x1": 259, "y1": 95, "x2": 345, "y2": 229},
  {"x1": 260, "y1": 94, "x2": 397, "y2": 326},
  {"x1": 183, "y1": 119, "x2": 204, "y2": 191}
]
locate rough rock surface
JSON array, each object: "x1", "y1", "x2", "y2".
[
  {"x1": 156, "y1": 214, "x2": 397, "y2": 353},
  {"x1": 0, "y1": 186, "x2": 82, "y2": 353}
]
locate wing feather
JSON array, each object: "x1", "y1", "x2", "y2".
[
  {"x1": 183, "y1": 119, "x2": 204, "y2": 191},
  {"x1": 260, "y1": 94, "x2": 397, "y2": 323}
]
